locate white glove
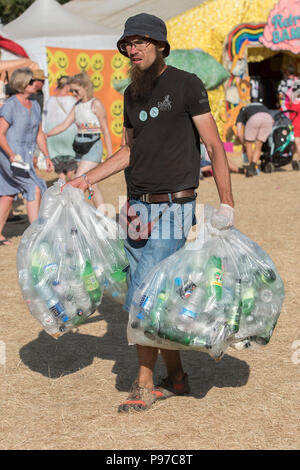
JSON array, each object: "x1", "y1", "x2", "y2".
[{"x1": 210, "y1": 204, "x2": 234, "y2": 230}]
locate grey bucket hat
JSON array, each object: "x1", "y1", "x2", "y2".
[{"x1": 117, "y1": 13, "x2": 170, "y2": 58}]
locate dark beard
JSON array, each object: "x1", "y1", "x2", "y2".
[{"x1": 129, "y1": 53, "x2": 165, "y2": 102}]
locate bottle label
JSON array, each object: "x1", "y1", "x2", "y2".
[
  {"x1": 84, "y1": 274, "x2": 99, "y2": 291},
  {"x1": 140, "y1": 295, "x2": 152, "y2": 311},
  {"x1": 212, "y1": 270, "x2": 223, "y2": 287},
  {"x1": 49, "y1": 302, "x2": 64, "y2": 317},
  {"x1": 179, "y1": 307, "x2": 197, "y2": 319}
]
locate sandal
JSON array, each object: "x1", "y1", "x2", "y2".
[
  {"x1": 0, "y1": 239, "x2": 12, "y2": 246},
  {"x1": 118, "y1": 380, "x2": 162, "y2": 412},
  {"x1": 154, "y1": 373, "x2": 190, "y2": 400}
]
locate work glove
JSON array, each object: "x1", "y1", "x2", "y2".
[{"x1": 210, "y1": 203, "x2": 234, "y2": 230}]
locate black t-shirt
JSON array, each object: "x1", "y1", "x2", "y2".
[
  {"x1": 124, "y1": 65, "x2": 210, "y2": 196},
  {"x1": 236, "y1": 103, "x2": 272, "y2": 125}
]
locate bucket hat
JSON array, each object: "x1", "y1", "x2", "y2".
[{"x1": 117, "y1": 13, "x2": 170, "y2": 58}]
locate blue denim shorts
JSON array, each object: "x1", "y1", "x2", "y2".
[{"x1": 123, "y1": 199, "x2": 196, "y2": 312}]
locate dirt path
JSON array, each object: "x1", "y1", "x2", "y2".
[{"x1": 0, "y1": 156, "x2": 299, "y2": 450}]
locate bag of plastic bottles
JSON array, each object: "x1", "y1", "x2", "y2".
[
  {"x1": 127, "y1": 204, "x2": 284, "y2": 360},
  {"x1": 17, "y1": 181, "x2": 128, "y2": 338}
]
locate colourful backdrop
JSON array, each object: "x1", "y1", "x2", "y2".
[{"x1": 46, "y1": 46, "x2": 130, "y2": 157}]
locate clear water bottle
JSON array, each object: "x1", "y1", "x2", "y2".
[
  {"x1": 29, "y1": 297, "x2": 59, "y2": 336},
  {"x1": 260, "y1": 288, "x2": 273, "y2": 303},
  {"x1": 31, "y1": 241, "x2": 58, "y2": 283},
  {"x1": 178, "y1": 286, "x2": 204, "y2": 322},
  {"x1": 34, "y1": 278, "x2": 69, "y2": 323},
  {"x1": 68, "y1": 277, "x2": 92, "y2": 314}
]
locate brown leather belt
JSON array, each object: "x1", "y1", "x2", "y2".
[{"x1": 130, "y1": 189, "x2": 196, "y2": 203}]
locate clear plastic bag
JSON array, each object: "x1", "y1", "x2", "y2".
[
  {"x1": 128, "y1": 204, "x2": 284, "y2": 360},
  {"x1": 17, "y1": 181, "x2": 128, "y2": 338}
]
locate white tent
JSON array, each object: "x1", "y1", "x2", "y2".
[
  {"x1": 63, "y1": 0, "x2": 205, "y2": 34},
  {"x1": 1, "y1": 0, "x2": 118, "y2": 74}
]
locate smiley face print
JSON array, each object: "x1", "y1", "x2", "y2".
[
  {"x1": 47, "y1": 69, "x2": 54, "y2": 88},
  {"x1": 110, "y1": 100, "x2": 123, "y2": 119},
  {"x1": 54, "y1": 50, "x2": 69, "y2": 70},
  {"x1": 91, "y1": 53, "x2": 104, "y2": 73},
  {"x1": 46, "y1": 49, "x2": 54, "y2": 68},
  {"x1": 90, "y1": 72, "x2": 104, "y2": 91},
  {"x1": 111, "y1": 118, "x2": 123, "y2": 137},
  {"x1": 111, "y1": 52, "x2": 129, "y2": 71},
  {"x1": 110, "y1": 71, "x2": 126, "y2": 88},
  {"x1": 76, "y1": 52, "x2": 90, "y2": 72}
]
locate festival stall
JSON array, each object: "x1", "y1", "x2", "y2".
[{"x1": 166, "y1": 0, "x2": 300, "y2": 148}]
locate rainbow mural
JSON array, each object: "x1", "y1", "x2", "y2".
[{"x1": 226, "y1": 23, "x2": 266, "y2": 62}]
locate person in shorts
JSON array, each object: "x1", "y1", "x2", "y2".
[
  {"x1": 236, "y1": 100, "x2": 273, "y2": 176},
  {"x1": 65, "y1": 13, "x2": 234, "y2": 412},
  {"x1": 43, "y1": 75, "x2": 78, "y2": 182},
  {"x1": 46, "y1": 73, "x2": 112, "y2": 212}
]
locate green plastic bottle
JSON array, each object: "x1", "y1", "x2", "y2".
[
  {"x1": 110, "y1": 266, "x2": 127, "y2": 283},
  {"x1": 144, "y1": 291, "x2": 168, "y2": 340},
  {"x1": 226, "y1": 279, "x2": 242, "y2": 333},
  {"x1": 82, "y1": 260, "x2": 102, "y2": 303},
  {"x1": 205, "y1": 256, "x2": 223, "y2": 301}
]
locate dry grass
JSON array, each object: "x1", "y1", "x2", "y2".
[{"x1": 0, "y1": 154, "x2": 300, "y2": 450}]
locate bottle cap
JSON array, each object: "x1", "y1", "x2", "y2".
[{"x1": 174, "y1": 277, "x2": 182, "y2": 286}]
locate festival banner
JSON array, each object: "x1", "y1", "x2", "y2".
[{"x1": 46, "y1": 46, "x2": 129, "y2": 156}]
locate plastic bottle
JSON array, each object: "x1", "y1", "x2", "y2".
[
  {"x1": 205, "y1": 256, "x2": 223, "y2": 301},
  {"x1": 178, "y1": 286, "x2": 205, "y2": 325},
  {"x1": 68, "y1": 277, "x2": 92, "y2": 313},
  {"x1": 82, "y1": 260, "x2": 102, "y2": 304},
  {"x1": 31, "y1": 242, "x2": 58, "y2": 283},
  {"x1": 251, "y1": 317, "x2": 277, "y2": 345},
  {"x1": 174, "y1": 277, "x2": 196, "y2": 299},
  {"x1": 29, "y1": 297, "x2": 59, "y2": 336},
  {"x1": 254, "y1": 266, "x2": 276, "y2": 286},
  {"x1": 34, "y1": 278, "x2": 69, "y2": 323},
  {"x1": 226, "y1": 279, "x2": 242, "y2": 334},
  {"x1": 144, "y1": 291, "x2": 168, "y2": 340},
  {"x1": 157, "y1": 324, "x2": 211, "y2": 349},
  {"x1": 241, "y1": 285, "x2": 257, "y2": 317},
  {"x1": 260, "y1": 288, "x2": 273, "y2": 303}
]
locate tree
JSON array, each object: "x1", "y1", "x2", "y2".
[{"x1": 0, "y1": 0, "x2": 70, "y2": 25}]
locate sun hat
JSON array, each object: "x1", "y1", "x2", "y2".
[
  {"x1": 117, "y1": 13, "x2": 170, "y2": 58},
  {"x1": 32, "y1": 69, "x2": 47, "y2": 80}
]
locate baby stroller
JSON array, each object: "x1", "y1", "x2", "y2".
[{"x1": 260, "y1": 110, "x2": 300, "y2": 173}]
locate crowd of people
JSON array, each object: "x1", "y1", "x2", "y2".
[{"x1": 0, "y1": 69, "x2": 112, "y2": 245}]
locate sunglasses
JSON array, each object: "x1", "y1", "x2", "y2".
[{"x1": 28, "y1": 78, "x2": 45, "y2": 85}]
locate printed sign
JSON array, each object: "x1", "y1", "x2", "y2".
[{"x1": 260, "y1": 0, "x2": 300, "y2": 53}]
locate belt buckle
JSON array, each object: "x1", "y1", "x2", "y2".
[{"x1": 141, "y1": 193, "x2": 150, "y2": 203}]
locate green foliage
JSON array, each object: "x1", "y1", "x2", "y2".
[{"x1": 0, "y1": 0, "x2": 69, "y2": 25}]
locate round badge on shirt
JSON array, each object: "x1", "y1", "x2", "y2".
[
  {"x1": 150, "y1": 107, "x2": 159, "y2": 118},
  {"x1": 139, "y1": 110, "x2": 148, "y2": 121}
]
